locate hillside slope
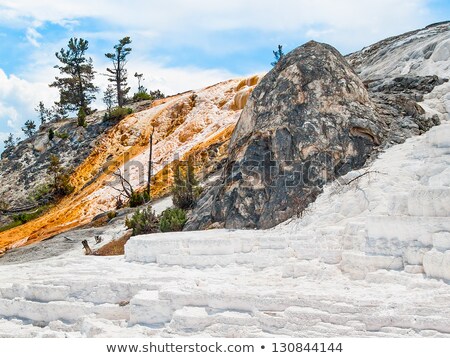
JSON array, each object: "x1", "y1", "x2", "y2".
[{"x1": 0, "y1": 76, "x2": 261, "y2": 253}]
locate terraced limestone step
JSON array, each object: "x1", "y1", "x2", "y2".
[
  {"x1": 407, "y1": 188, "x2": 450, "y2": 217},
  {"x1": 0, "y1": 281, "x2": 159, "y2": 305},
  {"x1": 366, "y1": 216, "x2": 450, "y2": 246},
  {"x1": 0, "y1": 298, "x2": 128, "y2": 323},
  {"x1": 125, "y1": 230, "x2": 256, "y2": 263},
  {"x1": 129, "y1": 291, "x2": 173, "y2": 326},
  {"x1": 340, "y1": 251, "x2": 404, "y2": 279}
]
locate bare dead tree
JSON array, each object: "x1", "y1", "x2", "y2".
[
  {"x1": 146, "y1": 128, "x2": 154, "y2": 197},
  {"x1": 111, "y1": 168, "x2": 135, "y2": 200}
]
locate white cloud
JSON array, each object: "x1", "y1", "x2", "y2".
[
  {"x1": 26, "y1": 27, "x2": 42, "y2": 47},
  {"x1": 0, "y1": 0, "x2": 435, "y2": 52},
  {"x1": 0, "y1": 68, "x2": 58, "y2": 146}
]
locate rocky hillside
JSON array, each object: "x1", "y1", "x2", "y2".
[
  {"x1": 0, "y1": 76, "x2": 261, "y2": 253},
  {"x1": 187, "y1": 22, "x2": 449, "y2": 230}
]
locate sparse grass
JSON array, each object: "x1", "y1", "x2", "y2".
[{"x1": 0, "y1": 205, "x2": 51, "y2": 232}]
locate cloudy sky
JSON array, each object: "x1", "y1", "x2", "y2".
[{"x1": 0, "y1": 0, "x2": 449, "y2": 150}]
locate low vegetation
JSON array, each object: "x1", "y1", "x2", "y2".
[
  {"x1": 0, "y1": 205, "x2": 50, "y2": 233},
  {"x1": 172, "y1": 156, "x2": 201, "y2": 210},
  {"x1": 125, "y1": 206, "x2": 158, "y2": 236},
  {"x1": 103, "y1": 106, "x2": 133, "y2": 122},
  {"x1": 159, "y1": 208, "x2": 187, "y2": 232}
]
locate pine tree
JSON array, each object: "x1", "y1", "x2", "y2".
[
  {"x1": 172, "y1": 156, "x2": 200, "y2": 210},
  {"x1": 47, "y1": 154, "x2": 74, "y2": 197},
  {"x1": 50, "y1": 38, "x2": 98, "y2": 115},
  {"x1": 105, "y1": 37, "x2": 132, "y2": 107},
  {"x1": 103, "y1": 85, "x2": 116, "y2": 114},
  {"x1": 22, "y1": 120, "x2": 37, "y2": 138},
  {"x1": 271, "y1": 45, "x2": 284, "y2": 66},
  {"x1": 35, "y1": 101, "x2": 52, "y2": 125},
  {"x1": 3, "y1": 133, "x2": 16, "y2": 149},
  {"x1": 77, "y1": 107, "x2": 87, "y2": 127},
  {"x1": 51, "y1": 101, "x2": 69, "y2": 121}
]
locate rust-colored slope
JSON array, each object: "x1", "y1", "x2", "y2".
[{"x1": 0, "y1": 75, "x2": 262, "y2": 253}]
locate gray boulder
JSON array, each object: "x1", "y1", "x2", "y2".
[{"x1": 186, "y1": 41, "x2": 383, "y2": 230}]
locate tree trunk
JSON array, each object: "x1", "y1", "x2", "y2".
[
  {"x1": 146, "y1": 129, "x2": 154, "y2": 197},
  {"x1": 82, "y1": 240, "x2": 92, "y2": 255}
]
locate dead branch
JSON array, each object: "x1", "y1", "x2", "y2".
[
  {"x1": 112, "y1": 168, "x2": 134, "y2": 198},
  {"x1": 343, "y1": 170, "x2": 382, "y2": 186}
]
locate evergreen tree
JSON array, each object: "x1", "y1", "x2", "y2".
[
  {"x1": 77, "y1": 107, "x2": 87, "y2": 127},
  {"x1": 271, "y1": 44, "x2": 284, "y2": 66},
  {"x1": 35, "y1": 101, "x2": 52, "y2": 125},
  {"x1": 50, "y1": 101, "x2": 69, "y2": 121},
  {"x1": 22, "y1": 120, "x2": 37, "y2": 138},
  {"x1": 3, "y1": 133, "x2": 16, "y2": 149},
  {"x1": 172, "y1": 156, "x2": 200, "y2": 210},
  {"x1": 105, "y1": 37, "x2": 132, "y2": 107},
  {"x1": 103, "y1": 85, "x2": 116, "y2": 114},
  {"x1": 50, "y1": 38, "x2": 98, "y2": 115},
  {"x1": 47, "y1": 154, "x2": 74, "y2": 197},
  {"x1": 48, "y1": 128, "x2": 55, "y2": 141}
]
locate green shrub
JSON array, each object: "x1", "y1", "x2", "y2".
[
  {"x1": 104, "y1": 107, "x2": 133, "y2": 122},
  {"x1": 32, "y1": 183, "x2": 53, "y2": 202},
  {"x1": 125, "y1": 206, "x2": 159, "y2": 236},
  {"x1": 55, "y1": 131, "x2": 69, "y2": 139},
  {"x1": 11, "y1": 206, "x2": 48, "y2": 224},
  {"x1": 107, "y1": 210, "x2": 117, "y2": 220},
  {"x1": 159, "y1": 208, "x2": 187, "y2": 232},
  {"x1": 148, "y1": 89, "x2": 165, "y2": 100},
  {"x1": 133, "y1": 92, "x2": 151, "y2": 102},
  {"x1": 129, "y1": 191, "x2": 150, "y2": 208},
  {"x1": 77, "y1": 107, "x2": 87, "y2": 127},
  {"x1": 172, "y1": 157, "x2": 200, "y2": 210},
  {"x1": 48, "y1": 128, "x2": 55, "y2": 141}
]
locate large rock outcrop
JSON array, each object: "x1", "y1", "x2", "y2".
[
  {"x1": 346, "y1": 21, "x2": 449, "y2": 145},
  {"x1": 187, "y1": 41, "x2": 384, "y2": 230}
]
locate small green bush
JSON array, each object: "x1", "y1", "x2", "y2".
[
  {"x1": 107, "y1": 210, "x2": 117, "y2": 220},
  {"x1": 125, "y1": 206, "x2": 159, "y2": 236},
  {"x1": 48, "y1": 128, "x2": 55, "y2": 141},
  {"x1": 133, "y1": 92, "x2": 151, "y2": 102},
  {"x1": 32, "y1": 183, "x2": 53, "y2": 202},
  {"x1": 55, "y1": 131, "x2": 69, "y2": 139},
  {"x1": 129, "y1": 191, "x2": 150, "y2": 208},
  {"x1": 104, "y1": 107, "x2": 133, "y2": 122},
  {"x1": 159, "y1": 208, "x2": 187, "y2": 232},
  {"x1": 11, "y1": 206, "x2": 48, "y2": 224}
]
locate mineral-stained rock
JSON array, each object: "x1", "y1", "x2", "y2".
[{"x1": 186, "y1": 41, "x2": 384, "y2": 230}]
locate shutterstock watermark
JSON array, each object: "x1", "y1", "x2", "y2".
[{"x1": 103, "y1": 150, "x2": 347, "y2": 191}]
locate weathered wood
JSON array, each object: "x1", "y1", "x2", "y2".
[
  {"x1": 82, "y1": 240, "x2": 92, "y2": 255},
  {"x1": 146, "y1": 128, "x2": 154, "y2": 197}
]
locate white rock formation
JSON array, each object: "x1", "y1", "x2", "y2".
[{"x1": 0, "y1": 121, "x2": 448, "y2": 337}]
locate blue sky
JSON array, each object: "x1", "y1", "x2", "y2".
[{"x1": 0, "y1": 0, "x2": 449, "y2": 151}]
